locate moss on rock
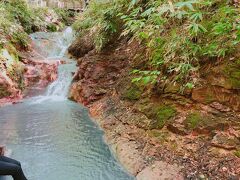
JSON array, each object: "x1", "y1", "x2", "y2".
[
  {"x1": 183, "y1": 111, "x2": 234, "y2": 134},
  {"x1": 47, "y1": 23, "x2": 58, "y2": 32},
  {"x1": 184, "y1": 112, "x2": 202, "y2": 130},
  {"x1": 234, "y1": 149, "x2": 240, "y2": 158},
  {"x1": 0, "y1": 86, "x2": 11, "y2": 98},
  {"x1": 224, "y1": 60, "x2": 240, "y2": 89},
  {"x1": 122, "y1": 86, "x2": 142, "y2": 101},
  {"x1": 147, "y1": 129, "x2": 169, "y2": 143},
  {"x1": 150, "y1": 105, "x2": 177, "y2": 129}
]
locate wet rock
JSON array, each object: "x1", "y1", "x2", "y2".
[
  {"x1": 24, "y1": 60, "x2": 58, "y2": 89},
  {"x1": 136, "y1": 161, "x2": 184, "y2": 180},
  {"x1": 69, "y1": 44, "x2": 130, "y2": 105},
  {"x1": 115, "y1": 139, "x2": 145, "y2": 176},
  {"x1": 102, "y1": 117, "x2": 117, "y2": 129}
]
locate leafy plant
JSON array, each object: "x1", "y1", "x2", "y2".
[
  {"x1": 132, "y1": 69, "x2": 160, "y2": 85},
  {"x1": 73, "y1": 0, "x2": 240, "y2": 89}
]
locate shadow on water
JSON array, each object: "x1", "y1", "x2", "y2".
[{"x1": 0, "y1": 28, "x2": 134, "y2": 180}]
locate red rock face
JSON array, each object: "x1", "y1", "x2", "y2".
[
  {"x1": 0, "y1": 58, "x2": 58, "y2": 106},
  {"x1": 23, "y1": 59, "x2": 58, "y2": 88},
  {"x1": 69, "y1": 41, "x2": 134, "y2": 105},
  {"x1": 68, "y1": 37, "x2": 240, "y2": 179},
  {"x1": 192, "y1": 86, "x2": 240, "y2": 111}
]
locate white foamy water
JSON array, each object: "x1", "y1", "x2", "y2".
[
  {"x1": 30, "y1": 27, "x2": 75, "y2": 59},
  {"x1": 31, "y1": 62, "x2": 76, "y2": 103},
  {"x1": 29, "y1": 27, "x2": 76, "y2": 103}
]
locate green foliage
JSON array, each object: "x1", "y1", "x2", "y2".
[
  {"x1": 53, "y1": 8, "x2": 73, "y2": 25},
  {"x1": 0, "y1": 0, "x2": 30, "y2": 48},
  {"x1": 122, "y1": 0, "x2": 240, "y2": 87},
  {"x1": 47, "y1": 23, "x2": 58, "y2": 32},
  {"x1": 131, "y1": 69, "x2": 160, "y2": 85},
  {"x1": 0, "y1": 0, "x2": 72, "y2": 49},
  {"x1": 73, "y1": 0, "x2": 126, "y2": 51},
  {"x1": 4, "y1": 0, "x2": 35, "y2": 33},
  {"x1": 74, "y1": 0, "x2": 240, "y2": 88}
]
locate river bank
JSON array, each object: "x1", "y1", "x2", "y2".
[
  {"x1": 68, "y1": 39, "x2": 186, "y2": 179},
  {"x1": 68, "y1": 1, "x2": 240, "y2": 178},
  {"x1": 0, "y1": 42, "x2": 60, "y2": 107},
  {"x1": 68, "y1": 36, "x2": 240, "y2": 179}
]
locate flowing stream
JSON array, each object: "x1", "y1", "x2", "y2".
[{"x1": 0, "y1": 28, "x2": 134, "y2": 180}]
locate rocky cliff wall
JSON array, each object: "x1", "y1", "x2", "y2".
[{"x1": 68, "y1": 36, "x2": 240, "y2": 179}]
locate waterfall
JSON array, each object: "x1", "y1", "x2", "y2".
[
  {"x1": 56, "y1": 27, "x2": 74, "y2": 58},
  {"x1": 30, "y1": 26, "x2": 75, "y2": 59},
  {"x1": 45, "y1": 63, "x2": 76, "y2": 98},
  {"x1": 30, "y1": 27, "x2": 76, "y2": 103}
]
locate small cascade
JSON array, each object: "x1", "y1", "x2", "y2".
[
  {"x1": 29, "y1": 27, "x2": 76, "y2": 103},
  {"x1": 45, "y1": 63, "x2": 76, "y2": 99},
  {"x1": 45, "y1": 66, "x2": 71, "y2": 97},
  {"x1": 31, "y1": 62, "x2": 76, "y2": 103},
  {"x1": 0, "y1": 26, "x2": 134, "y2": 180},
  {"x1": 30, "y1": 27, "x2": 75, "y2": 59},
  {"x1": 56, "y1": 27, "x2": 74, "y2": 58}
]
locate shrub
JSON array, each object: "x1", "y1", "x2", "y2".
[
  {"x1": 73, "y1": 0, "x2": 125, "y2": 51},
  {"x1": 74, "y1": 0, "x2": 240, "y2": 89},
  {"x1": 53, "y1": 8, "x2": 73, "y2": 25}
]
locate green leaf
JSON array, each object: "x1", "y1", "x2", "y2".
[
  {"x1": 185, "y1": 82, "x2": 194, "y2": 89},
  {"x1": 138, "y1": 32, "x2": 148, "y2": 39},
  {"x1": 190, "y1": 12, "x2": 203, "y2": 22},
  {"x1": 131, "y1": 69, "x2": 140, "y2": 74},
  {"x1": 132, "y1": 77, "x2": 142, "y2": 82},
  {"x1": 142, "y1": 76, "x2": 151, "y2": 84}
]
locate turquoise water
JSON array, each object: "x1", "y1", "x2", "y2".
[{"x1": 0, "y1": 28, "x2": 134, "y2": 180}]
